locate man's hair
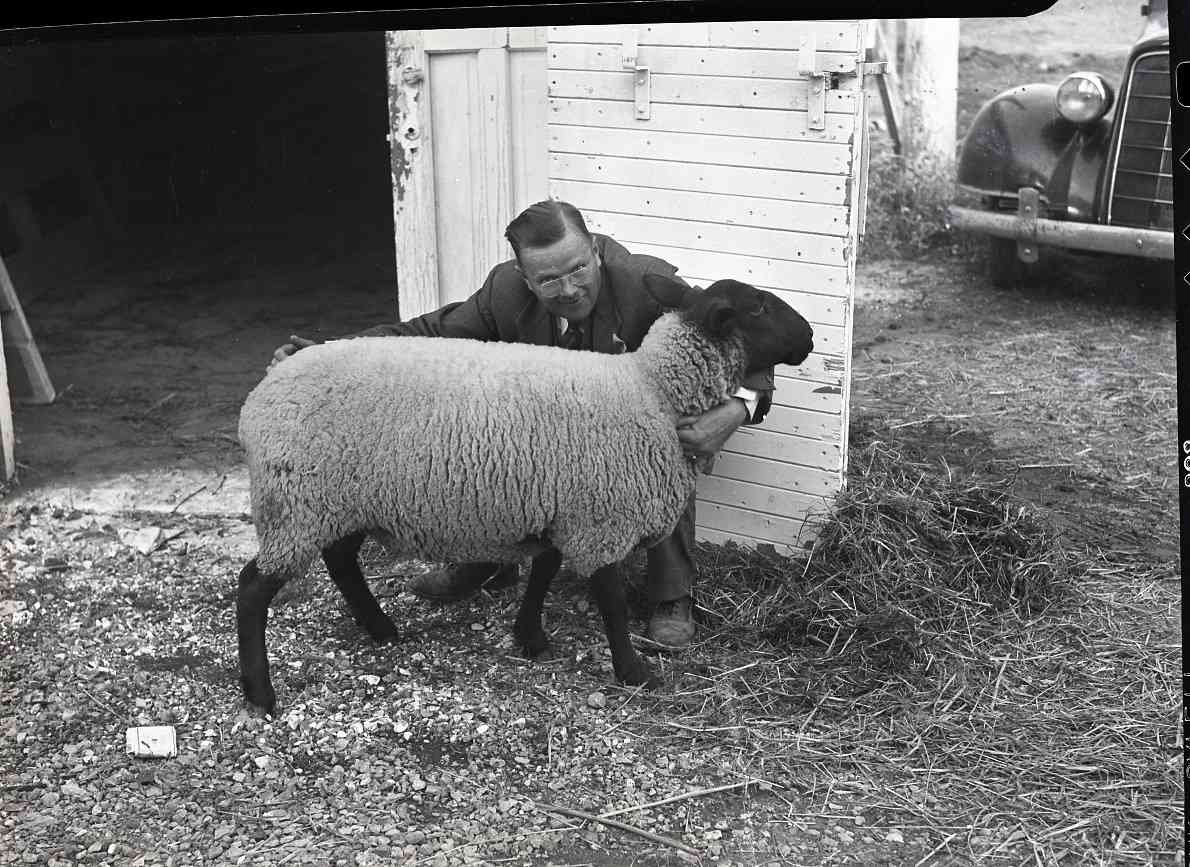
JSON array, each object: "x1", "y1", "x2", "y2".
[{"x1": 505, "y1": 199, "x2": 592, "y2": 259}]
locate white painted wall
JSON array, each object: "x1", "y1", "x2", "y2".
[{"x1": 546, "y1": 21, "x2": 868, "y2": 551}]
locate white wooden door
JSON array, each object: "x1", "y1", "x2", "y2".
[
  {"x1": 547, "y1": 21, "x2": 869, "y2": 552},
  {"x1": 385, "y1": 28, "x2": 549, "y2": 318}
]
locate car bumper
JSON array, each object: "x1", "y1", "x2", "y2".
[{"x1": 946, "y1": 205, "x2": 1174, "y2": 261}]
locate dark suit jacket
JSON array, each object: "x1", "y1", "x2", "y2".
[{"x1": 349, "y1": 234, "x2": 774, "y2": 423}]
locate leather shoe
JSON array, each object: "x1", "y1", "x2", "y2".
[
  {"x1": 410, "y1": 563, "x2": 518, "y2": 602},
  {"x1": 648, "y1": 595, "x2": 695, "y2": 647}
]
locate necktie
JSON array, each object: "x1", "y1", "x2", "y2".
[{"x1": 559, "y1": 321, "x2": 585, "y2": 350}]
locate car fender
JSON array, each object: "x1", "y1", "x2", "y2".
[{"x1": 957, "y1": 82, "x2": 1112, "y2": 219}]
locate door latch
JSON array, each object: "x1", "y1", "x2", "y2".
[{"x1": 622, "y1": 31, "x2": 651, "y2": 120}]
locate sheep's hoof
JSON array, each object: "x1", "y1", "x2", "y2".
[
  {"x1": 513, "y1": 623, "x2": 550, "y2": 658},
  {"x1": 365, "y1": 620, "x2": 400, "y2": 645},
  {"x1": 241, "y1": 688, "x2": 277, "y2": 718},
  {"x1": 615, "y1": 658, "x2": 661, "y2": 689},
  {"x1": 246, "y1": 699, "x2": 276, "y2": 718}
]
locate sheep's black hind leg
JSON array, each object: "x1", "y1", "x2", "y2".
[
  {"x1": 589, "y1": 563, "x2": 660, "y2": 688},
  {"x1": 237, "y1": 557, "x2": 286, "y2": 716},
  {"x1": 513, "y1": 549, "x2": 562, "y2": 657},
  {"x1": 322, "y1": 532, "x2": 398, "y2": 644}
]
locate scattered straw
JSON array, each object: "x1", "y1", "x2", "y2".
[
  {"x1": 534, "y1": 801, "x2": 701, "y2": 858},
  {"x1": 622, "y1": 414, "x2": 1181, "y2": 864}
]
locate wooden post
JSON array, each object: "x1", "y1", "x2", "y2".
[
  {"x1": 897, "y1": 19, "x2": 960, "y2": 167},
  {"x1": 869, "y1": 21, "x2": 902, "y2": 155},
  {"x1": 386, "y1": 31, "x2": 440, "y2": 321}
]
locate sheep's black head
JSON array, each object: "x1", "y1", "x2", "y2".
[{"x1": 647, "y1": 274, "x2": 814, "y2": 369}]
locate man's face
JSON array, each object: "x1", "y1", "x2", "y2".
[{"x1": 517, "y1": 227, "x2": 602, "y2": 322}]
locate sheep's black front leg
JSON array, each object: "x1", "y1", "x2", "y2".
[
  {"x1": 589, "y1": 563, "x2": 660, "y2": 688},
  {"x1": 322, "y1": 532, "x2": 398, "y2": 643},
  {"x1": 513, "y1": 549, "x2": 562, "y2": 657},
  {"x1": 237, "y1": 557, "x2": 287, "y2": 716}
]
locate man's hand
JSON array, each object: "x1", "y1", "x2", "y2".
[
  {"x1": 676, "y1": 399, "x2": 749, "y2": 468},
  {"x1": 267, "y1": 335, "x2": 318, "y2": 372}
]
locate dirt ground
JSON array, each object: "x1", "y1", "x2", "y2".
[
  {"x1": 852, "y1": 251, "x2": 1178, "y2": 563},
  {"x1": 3, "y1": 198, "x2": 400, "y2": 525},
  {"x1": 962, "y1": 0, "x2": 1138, "y2": 61}
]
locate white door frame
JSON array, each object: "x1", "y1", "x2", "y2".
[{"x1": 386, "y1": 28, "x2": 547, "y2": 320}]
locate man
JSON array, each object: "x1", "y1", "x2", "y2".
[{"x1": 269, "y1": 200, "x2": 775, "y2": 648}]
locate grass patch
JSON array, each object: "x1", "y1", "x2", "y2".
[{"x1": 858, "y1": 141, "x2": 970, "y2": 261}]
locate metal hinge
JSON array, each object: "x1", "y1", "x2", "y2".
[
  {"x1": 797, "y1": 33, "x2": 827, "y2": 130},
  {"x1": 621, "y1": 31, "x2": 651, "y2": 120}
]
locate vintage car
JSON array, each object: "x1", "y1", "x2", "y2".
[{"x1": 947, "y1": 0, "x2": 1173, "y2": 287}]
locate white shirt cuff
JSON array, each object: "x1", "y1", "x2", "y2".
[{"x1": 732, "y1": 386, "x2": 759, "y2": 423}]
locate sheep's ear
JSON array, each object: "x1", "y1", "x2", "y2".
[
  {"x1": 642, "y1": 272, "x2": 686, "y2": 293},
  {"x1": 700, "y1": 296, "x2": 738, "y2": 339},
  {"x1": 642, "y1": 271, "x2": 697, "y2": 307}
]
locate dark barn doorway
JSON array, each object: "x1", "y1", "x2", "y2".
[{"x1": 1, "y1": 30, "x2": 402, "y2": 502}]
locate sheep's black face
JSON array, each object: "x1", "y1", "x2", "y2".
[{"x1": 685, "y1": 279, "x2": 814, "y2": 369}]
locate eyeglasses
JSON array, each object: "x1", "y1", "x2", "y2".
[
  {"x1": 520, "y1": 254, "x2": 599, "y2": 298},
  {"x1": 536, "y1": 261, "x2": 596, "y2": 297}
]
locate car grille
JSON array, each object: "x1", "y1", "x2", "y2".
[{"x1": 1107, "y1": 51, "x2": 1172, "y2": 230}]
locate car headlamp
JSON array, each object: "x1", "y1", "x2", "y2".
[{"x1": 1056, "y1": 72, "x2": 1114, "y2": 124}]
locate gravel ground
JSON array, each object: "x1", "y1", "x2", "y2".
[{"x1": 2, "y1": 506, "x2": 931, "y2": 867}]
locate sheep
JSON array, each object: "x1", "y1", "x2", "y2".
[{"x1": 236, "y1": 274, "x2": 814, "y2": 715}]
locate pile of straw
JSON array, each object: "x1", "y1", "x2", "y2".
[{"x1": 697, "y1": 416, "x2": 1072, "y2": 706}]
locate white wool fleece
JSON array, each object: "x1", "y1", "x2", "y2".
[{"x1": 238, "y1": 312, "x2": 748, "y2": 581}]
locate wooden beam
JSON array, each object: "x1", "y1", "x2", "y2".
[
  {"x1": 0, "y1": 254, "x2": 55, "y2": 405},
  {"x1": 869, "y1": 29, "x2": 902, "y2": 155}
]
